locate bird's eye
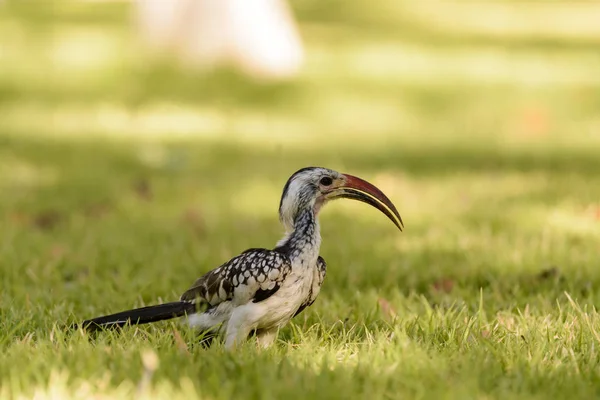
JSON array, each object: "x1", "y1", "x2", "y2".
[{"x1": 319, "y1": 177, "x2": 333, "y2": 186}]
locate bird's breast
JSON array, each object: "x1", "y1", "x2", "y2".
[{"x1": 252, "y1": 259, "x2": 319, "y2": 329}]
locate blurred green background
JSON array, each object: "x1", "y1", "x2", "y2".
[{"x1": 1, "y1": 0, "x2": 600, "y2": 398}]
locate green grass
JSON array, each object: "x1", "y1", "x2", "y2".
[{"x1": 1, "y1": 0, "x2": 600, "y2": 398}]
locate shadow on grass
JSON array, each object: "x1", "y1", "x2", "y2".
[
  {"x1": 292, "y1": 0, "x2": 600, "y2": 51},
  {"x1": 4, "y1": 0, "x2": 600, "y2": 110},
  {"x1": 4, "y1": 133, "x2": 600, "y2": 180},
  {"x1": 8, "y1": 0, "x2": 600, "y2": 52},
  {"x1": 2, "y1": 135, "x2": 599, "y2": 308}
]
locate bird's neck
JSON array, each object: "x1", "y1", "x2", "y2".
[{"x1": 275, "y1": 208, "x2": 321, "y2": 265}]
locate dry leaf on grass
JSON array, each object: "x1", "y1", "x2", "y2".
[
  {"x1": 33, "y1": 210, "x2": 62, "y2": 231},
  {"x1": 432, "y1": 278, "x2": 454, "y2": 293},
  {"x1": 133, "y1": 179, "x2": 152, "y2": 201},
  {"x1": 172, "y1": 329, "x2": 190, "y2": 354},
  {"x1": 378, "y1": 298, "x2": 397, "y2": 320},
  {"x1": 182, "y1": 208, "x2": 206, "y2": 236}
]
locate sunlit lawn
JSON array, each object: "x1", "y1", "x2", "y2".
[{"x1": 1, "y1": 1, "x2": 600, "y2": 399}]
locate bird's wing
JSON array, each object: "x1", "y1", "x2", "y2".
[{"x1": 180, "y1": 249, "x2": 292, "y2": 307}]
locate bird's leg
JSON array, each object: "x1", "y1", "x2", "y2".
[
  {"x1": 224, "y1": 307, "x2": 255, "y2": 350},
  {"x1": 255, "y1": 328, "x2": 278, "y2": 349},
  {"x1": 224, "y1": 325, "x2": 253, "y2": 350}
]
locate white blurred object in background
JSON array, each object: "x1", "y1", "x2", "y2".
[{"x1": 135, "y1": 0, "x2": 304, "y2": 80}]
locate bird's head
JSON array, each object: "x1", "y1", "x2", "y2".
[{"x1": 278, "y1": 167, "x2": 403, "y2": 232}]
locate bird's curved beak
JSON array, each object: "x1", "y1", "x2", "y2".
[{"x1": 326, "y1": 174, "x2": 404, "y2": 231}]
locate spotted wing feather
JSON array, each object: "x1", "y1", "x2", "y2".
[{"x1": 180, "y1": 249, "x2": 292, "y2": 307}]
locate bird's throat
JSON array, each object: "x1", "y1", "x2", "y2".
[{"x1": 275, "y1": 208, "x2": 321, "y2": 264}]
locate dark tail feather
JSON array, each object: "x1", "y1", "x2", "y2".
[{"x1": 77, "y1": 301, "x2": 196, "y2": 331}]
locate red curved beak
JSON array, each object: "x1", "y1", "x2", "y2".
[{"x1": 330, "y1": 174, "x2": 404, "y2": 231}]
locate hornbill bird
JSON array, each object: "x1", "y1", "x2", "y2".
[{"x1": 77, "y1": 167, "x2": 403, "y2": 349}]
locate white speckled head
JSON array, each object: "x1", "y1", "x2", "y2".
[
  {"x1": 278, "y1": 167, "x2": 343, "y2": 232},
  {"x1": 278, "y1": 166, "x2": 404, "y2": 234}
]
